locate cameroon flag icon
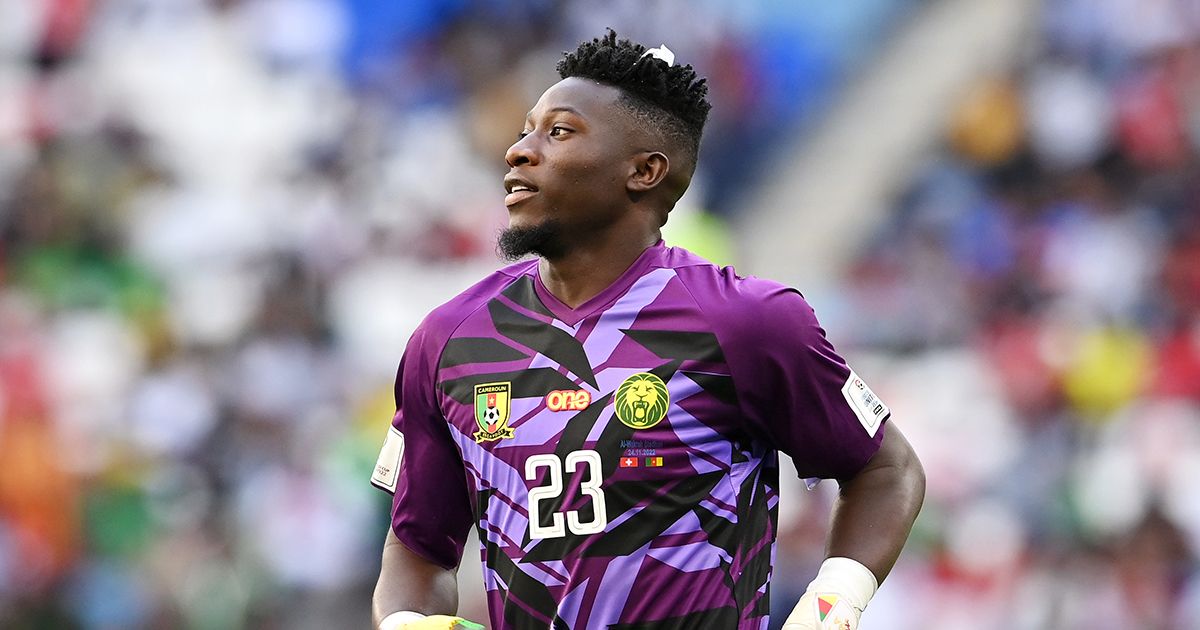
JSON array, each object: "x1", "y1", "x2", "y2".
[{"x1": 817, "y1": 594, "x2": 839, "y2": 622}]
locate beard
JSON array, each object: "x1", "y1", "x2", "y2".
[{"x1": 497, "y1": 219, "x2": 567, "y2": 261}]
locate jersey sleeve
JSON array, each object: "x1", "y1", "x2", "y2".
[
  {"x1": 372, "y1": 323, "x2": 473, "y2": 570},
  {"x1": 699, "y1": 271, "x2": 888, "y2": 480}
]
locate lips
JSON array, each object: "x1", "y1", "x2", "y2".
[{"x1": 504, "y1": 174, "x2": 538, "y2": 207}]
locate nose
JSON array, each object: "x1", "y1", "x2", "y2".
[{"x1": 505, "y1": 134, "x2": 537, "y2": 168}]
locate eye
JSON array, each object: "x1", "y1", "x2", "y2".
[
  {"x1": 549, "y1": 125, "x2": 571, "y2": 137},
  {"x1": 516, "y1": 130, "x2": 531, "y2": 140}
]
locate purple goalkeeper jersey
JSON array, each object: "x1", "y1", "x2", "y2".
[{"x1": 372, "y1": 242, "x2": 888, "y2": 629}]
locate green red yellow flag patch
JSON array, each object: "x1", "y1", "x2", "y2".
[{"x1": 817, "y1": 594, "x2": 839, "y2": 622}]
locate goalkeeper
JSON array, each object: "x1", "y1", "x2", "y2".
[{"x1": 371, "y1": 29, "x2": 925, "y2": 630}]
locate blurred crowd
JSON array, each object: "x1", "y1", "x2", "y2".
[
  {"x1": 5, "y1": 0, "x2": 1199, "y2": 629},
  {"x1": 0, "y1": 1, "x2": 917, "y2": 629},
  {"x1": 822, "y1": 1, "x2": 1200, "y2": 628}
]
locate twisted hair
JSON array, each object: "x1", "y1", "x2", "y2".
[{"x1": 557, "y1": 29, "x2": 710, "y2": 165}]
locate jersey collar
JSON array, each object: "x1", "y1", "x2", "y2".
[{"x1": 532, "y1": 241, "x2": 667, "y2": 326}]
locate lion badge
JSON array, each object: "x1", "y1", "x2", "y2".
[
  {"x1": 614, "y1": 373, "x2": 670, "y2": 429},
  {"x1": 474, "y1": 382, "x2": 515, "y2": 442}
]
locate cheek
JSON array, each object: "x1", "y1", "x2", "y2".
[{"x1": 559, "y1": 149, "x2": 624, "y2": 188}]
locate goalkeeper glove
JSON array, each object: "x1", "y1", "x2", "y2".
[
  {"x1": 378, "y1": 611, "x2": 484, "y2": 630},
  {"x1": 782, "y1": 557, "x2": 877, "y2": 630}
]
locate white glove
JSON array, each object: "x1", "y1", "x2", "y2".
[
  {"x1": 379, "y1": 611, "x2": 484, "y2": 630},
  {"x1": 782, "y1": 557, "x2": 878, "y2": 630}
]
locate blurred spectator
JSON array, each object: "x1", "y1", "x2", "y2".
[
  {"x1": 0, "y1": 1, "x2": 923, "y2": 628},
  {"x1": 2, "y1": 0, "x2": 1197, "y2": 628},
  {"x1": 844, "y1": 1, "x2": 1200, "y2": 627}
]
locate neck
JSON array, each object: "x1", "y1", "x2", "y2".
[{"x1": 538, "y1": 230, "x2": 659, "y2": 309}]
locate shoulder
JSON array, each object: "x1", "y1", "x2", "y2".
[
  {"x1": 665, "y1": 245, "x2": 819, "y2": 339},
  {"x1": 413, "y1": 259, "x2": 537, "y2": 354}
]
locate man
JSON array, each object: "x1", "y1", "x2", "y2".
[{"x1": 371, "y1": 30, "x2": 924, "y2": 630}]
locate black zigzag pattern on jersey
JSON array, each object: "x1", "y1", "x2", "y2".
[
  {"x1": 440, "y1": 337, "x2": 529, "y2": 368},
  {"x1": 593, "y1": 359, "x2": 682, "y2": 475},
  {"x1": 501, "y1": 275, "x2": 554, "y2": 318},
  {"x1": 520, "y1": 469, "x2": 725, "y2": 562},
  {"x1": 585, "y1": 470, "x2": 726, "y2": 557},
  {"x1": 550, "y1": 392, "x2": 613, "y2": 460},
  {"x1": 440, "y1": 368, "x2": 578, "y2": 405},
  {"x1": 546, "y1": 359, "x2": 683, "y2": 471},
  {"x1": 489, "y1": 299, "x2": 598, "y2": 388},
  {"x1": 620, "y1": 329, "x2": 725, "y2": 363},
  {"x1": 521, "y1": 359, "x2": 684, "y2": 560},
  {"x1": 479, "y1": 532, "x2": 558, "y2": 628},
  {"x1": 750, "y1": 579, "x2": 773, "y2": 618},
  {"x1": 512, "y1": 391, "x2": 612, "y2": 550},
  {"x1": 605, "y1": 604, "x2": 740, "y2": 629},
  {"x1": 692, "y1": 502, "x2": 738, "y2": 558},
  {"x1": 732, "y1": 461, "x2": 777, "y2": 617},
  {"x1": 473, "y1": 487, "x2": 492, "y2": 524},
  {"x1": 548, "y1": 359, "x2": 681, "y2": 469},
  {"x1": 680, "y1": 370, "x2": 739, "y2": 407}
]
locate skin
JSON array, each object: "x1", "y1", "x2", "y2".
[
  {"x1": 828, "y1": 424, "x2": 925, "y2": 584},
  {"x1": 502, "y1": 77, "x2": 678, "y2": 308},
  {"x1": 373, "y1": 529, "x2": 458, "y2": 624},
  {"x1": 372, "y1": 76, "x2": 926, "y2": 626}
]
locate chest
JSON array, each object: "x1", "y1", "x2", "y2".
[{"x1": 436, "y1": 300, "x2": 750, "y2": 533}]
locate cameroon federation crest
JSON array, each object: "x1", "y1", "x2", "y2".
[
  {"x1": 474, "y1": 382, "x2": 515, "y2": 442},
  {"x1": 614, "y1": 373, "x2": 670, "y2": 429}
]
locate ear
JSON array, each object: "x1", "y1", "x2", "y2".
[{"x1": 627, "y1": 151, "x2": 670, "y2": 193}]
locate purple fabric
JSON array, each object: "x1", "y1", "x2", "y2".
[{"x1": 381, "y1": 243, "x2": 886, "y2": 628}]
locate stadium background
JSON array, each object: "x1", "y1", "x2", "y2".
[{"x1": 1, "y1": 0, "x2": 1198, "y2": 628}]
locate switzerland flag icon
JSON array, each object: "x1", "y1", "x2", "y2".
[{"x1": 619, "y1": 457, "x2": 638, "y2": 468}]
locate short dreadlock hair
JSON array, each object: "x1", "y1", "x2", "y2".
[{"x1": 557, "y1": 29, "x2": 711, "y2": 173}]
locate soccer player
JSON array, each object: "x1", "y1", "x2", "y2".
[{"x1": 371, "y1": 30, "x2": 925, "y2": 630}]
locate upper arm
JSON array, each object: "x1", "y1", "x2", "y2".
[
  {"x1": 377, "y1": 324, "x2": 474, "y2": 570},
  {"x1": 710, "y1": 279, "x2": 888, "y2": 480},
  {"x1": 845, "y1": 420, "x2": 923, "y2": 488},
  {"x1": 374, "y1": 528, "x2": 460, "y2": 622},
  {"x1": 824, "y1": 421, "x2": 925, "y2": 582}
]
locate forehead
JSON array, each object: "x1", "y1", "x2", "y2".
[{"x1": 528, "y1": 77, "x2": 626, "y2": 124}]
